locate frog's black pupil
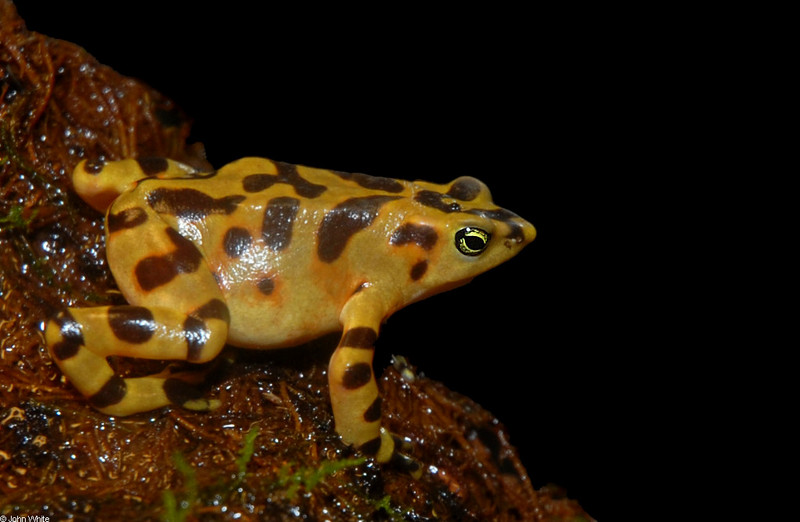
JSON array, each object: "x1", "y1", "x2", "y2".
[{"x1": 464, "y1": 235, "x2": 485, "y2": 250}]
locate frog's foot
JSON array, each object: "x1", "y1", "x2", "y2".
[
  {"x1": 161, "y1": 377, "x2": 221, "y2": 412},
  {"x1": 92, "y1": 373, "x2": 219, "y2": 415},
  {"x1": 361, "y1": 428, "x2": 422, "y2": 478},
  {"x1": 44, "y1": 305, "x2": 227, "y2": 416}
]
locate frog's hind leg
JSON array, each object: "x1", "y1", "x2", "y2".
[
  {"x1": 45, "y1": 301, "x2": 229, "y2": 416},
  {"x1": 45, "y1": 205, "x2": 230, "y2": 416}
]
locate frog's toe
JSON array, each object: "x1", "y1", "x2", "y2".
[
  {"x1": 182, "y1": 398, "x2": 222, "y2": 411},
  {"x1": 389, "y1": 433, "x2": 423, "y2": 478},
  {"x1": 390, "y1": 448, "x2": 423, "y2": 479},
  {"x1": 360, "y1": 428, "x2": 423, "y2": 478},
  {"x1": 162, "y1": 378, "x2": 219, "y2": 411}
]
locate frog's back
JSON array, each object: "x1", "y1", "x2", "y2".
[
  {"x1": 98, "y1": 157, "x2": 417, "y2": 348},
  {"x1": 176, "y1": 159, "x2": 417, "y2": 347}
]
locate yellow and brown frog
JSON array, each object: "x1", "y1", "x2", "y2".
[{"x1": 44, "y1": 156, "x2": 535, "y2": 473}]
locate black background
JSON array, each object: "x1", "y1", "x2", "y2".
[{"x1": 13, "y1": 3, "x2": 660, "y2": 518}]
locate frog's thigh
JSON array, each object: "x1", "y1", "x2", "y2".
[{"x1": 104, "y1": 209, "x2": 230, "y2": 362}]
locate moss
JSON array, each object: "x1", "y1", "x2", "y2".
[
  {"x1": 161, "y1": 452, "x2": 198, "y2": 522},
  {"x1": 274, "y1": 456, "x2": 367, "y2": 501},
  {"x1": 160, "y1": 426, "x2": 369, "y2": 521},
  {"x1": 161, "y1": 426, "x2": 257, "y2": 522},
  {"x1": 233, "y1": 424, "x2": 260, "y2": 486},
  {"x1": 0, "y1": 205, "x2": 36, "y2": 231}
]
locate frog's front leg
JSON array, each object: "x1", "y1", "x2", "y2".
[{"x1": 329, "y1": 292, "x2": 421, "y2": 476}]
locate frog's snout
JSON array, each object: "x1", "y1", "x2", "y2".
[
  {"x1": 504, "y1": 217, "x2": 536, "y2": 250},
  {"x1": 520, "y1": 218, "x2": 536, "y2": 245}
]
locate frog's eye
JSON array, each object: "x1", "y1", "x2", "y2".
[{"x1": 455, "y1": 227, "x2": 491, "y2": 256}]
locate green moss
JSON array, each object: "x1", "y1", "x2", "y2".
[
  {"x1": 161, "y1": 452, "x2": 198, "y2": 522},
  {"x1": 160, "y1": 426, "x2": 373, "y2": 520},
  {"x1": 372, "y1": 495, "x2": 407, "y2": 522},
  {"x1": 233, "y1": 424, "x2": 260, "y2": 486},
  {"x1": 274, "y1": 456, "x2": 366, "y2": 500},
  {"x1": 161, "y1": 426, "x2": 256, "y2": 522},
  {"x1": 0, "y1": 205, "x2": 36, "y2": 230}
]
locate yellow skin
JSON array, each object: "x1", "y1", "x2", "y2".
[{"x1": 44, "y1": 156, "x2": 535, "y2": 472}]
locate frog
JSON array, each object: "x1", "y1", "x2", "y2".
[{"x1": 44, "y1": 156, "x2": 536, "y2": 473}]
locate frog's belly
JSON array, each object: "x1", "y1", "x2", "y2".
[{"x1": 223, "y1": 286, "x2": 341, "y2": 349}]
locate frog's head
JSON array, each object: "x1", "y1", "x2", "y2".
[{"x1": 394, "y1": 176, "x2": 536, "y2": 304}]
